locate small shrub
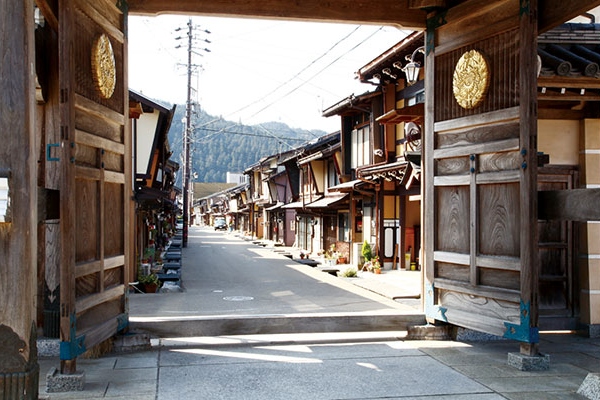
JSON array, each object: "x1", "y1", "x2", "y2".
[
  {"x1": 340, "y1": 268, "x2": 358, "y2": 278},
  {"x1": 361, "y1": 240, "x2": 372, "y2": 261}
]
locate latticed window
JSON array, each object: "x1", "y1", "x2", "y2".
[{"x1": 351, "y1": 125, "x2": 371, "y2": 169}]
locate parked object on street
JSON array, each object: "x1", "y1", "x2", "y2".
[{"x1": 214, "y1": 218, "x2": 228, "y2": 231}]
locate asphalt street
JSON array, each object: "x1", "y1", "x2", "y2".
[{"x1": 129, "y1": 227, "x2": 417, "y2": 318}]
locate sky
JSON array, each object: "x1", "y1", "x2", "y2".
[{"x1": 128, "y1": 16, "x2": 411, "y2": 133}]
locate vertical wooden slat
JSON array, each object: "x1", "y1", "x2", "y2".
[
  {"x1": 59, "y1": 0, "x2": 78, "y2": 375},
  {"x1": 518, "y1": 0, "x2": 540, "y2": 356},
  {"x1": 0, "y1": 1, "x2": 39, "y2": 396},
  {"x1": 469, "y1": 154, "x2": 477, "y2": 285},
  {"x1": 423, "y1": 23, "x2": 436, "y2": 316},
  {"x1": 58, "y1": 0, "x2": 128, "y2": 372}
]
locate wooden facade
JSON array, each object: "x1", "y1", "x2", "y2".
[
  {"x1": 0, "y1": 2, "x2": 39, "y2": 398},
  {"x1": 424, "y1": 1, "x2": 541, "y2": 354},
  {"x1": 56, "y1": 0, "x2": 130, "y2": 374}
]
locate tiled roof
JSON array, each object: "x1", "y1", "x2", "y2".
[{"x1": 539, "y1": 23, "x2": 600, "y2": 78}]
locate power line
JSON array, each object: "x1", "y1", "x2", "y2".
[
  {"x1": 185, "y1": 26, "x2": 368, "y2": 139},
  {"x1": 224, "y1": 25, "x2": 362, "y2": 118},
  {"x1": 193, "y1": 126, "x2": 307, "y2": 142},
  {"x1": 244, "y1": 27, "x2": 385, "y2": 121}
]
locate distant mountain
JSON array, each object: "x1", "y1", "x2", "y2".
[{"x1": 167, "y1": 104, "x2": 328, "y2": 183}]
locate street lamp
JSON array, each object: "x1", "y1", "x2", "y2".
[{"x1": 394, "y1": 46, "x2": 425, "y2": 86}]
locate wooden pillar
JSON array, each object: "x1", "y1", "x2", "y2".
[
  {"x1": 579, "y1": 119, "x2": 600, "y2": 337},
  {"x1": 519, "y1": 0, "x2": 540, "y2": 356},
  {"x1": 0, "y1": 0, "x2": 40, "y2": 399}
]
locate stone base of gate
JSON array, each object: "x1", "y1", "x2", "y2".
[
  {"x1": 454, "y1": 327, "x2": 507, "y2": 342},
  {"x1": 507, "y1": 352, "x2": 550, "y2": 371},
  {"x1": 46, "y1": 367, "x2": 85, "y2": 392},
  {"x1": 405, "y1": 324, "x2": 452, "y2": 340},
  {"x1": 579, "y1": 323, "x2": 600, "y2": 338},
  {"x1": 113, "y1": 332, "x2": 151, "y2": 353},
  {"x1": 577, "y1": 373, "x2": 600, "y2": 399}
]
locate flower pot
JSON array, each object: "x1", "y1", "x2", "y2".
[
  {"x1": 143, "y1": 283, "x2": 159, "y2": 293},
  {"x1": 373, "y1": 268, "x2": 381, "y2": 274}
]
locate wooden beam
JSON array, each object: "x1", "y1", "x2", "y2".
[
  {"x1": 538, "y1": 77, "x2": 600, "y2": 90},
  {"x1": 539, "y1": 0, "x2": 600, "y2": 33},
  {"x1": 539, "y1": 188, "x2": 600, "y2": 221},
  {"x1": 128, "y1": 0, "x2": 428, "y2": 30},
  {"x1": 434, "y1": 0, "x2": 520, "y2": 54},
  {"x1": 538, "y1": 107, "x2": 585, "y2": 120},
  {"x1": 35, "y1": 0, "x2": 58, "y2": 31}
]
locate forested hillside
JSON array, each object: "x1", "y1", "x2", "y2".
[{"x1": 167, "y1": 104, "x2": 329, "y2": 183}]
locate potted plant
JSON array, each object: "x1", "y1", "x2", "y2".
[
  {"x1": 371, "y1": 257, "x2": 381, "y2": 274},
  {"x1": 138, "y1": 273, "x2": 160, "y2": 293},
  {"x1": 361, "y1": 240, "x2": 372, "y2": 262},
  {"x1": 363, "y1": 256, "x2": 381, "y2": 273},
  {"x1": 325, "y1": 244, "x2": 339, "y2": 266},
  {"x1": 142, "y1": 247, "x2": 155, "y2": 263},
  {"x1": 360, "y1": 241, "x2": 372, "y2": 271}
]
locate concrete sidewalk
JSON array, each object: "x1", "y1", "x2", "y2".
[
  {"x1": 37, "y1": 230, "x2": 600, "y2": 399},
  {"x1": 38, "y1": 331, "x2": 600, "y2": 399}
]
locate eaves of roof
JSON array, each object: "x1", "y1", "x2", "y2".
[
  {"x1": 322, "y1": 90, "x2": 382, "y2": 117},
  {"x1": 358, "y1": 31, "x2": 425, "y2": 83}
]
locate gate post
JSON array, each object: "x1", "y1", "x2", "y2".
[{"x1": 0, "y1": 1, "x2": 40, "y2": 399}]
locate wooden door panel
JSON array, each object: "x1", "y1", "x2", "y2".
[
  {"x1": 425, "y1": 1, "x2": 540, "y2": 347},
  {"x1": 59, "y1": 0, "x2": 129, "y2": 369},
  {"x1": 538, "y1": 166, "x2": 577, "y2": 328}
]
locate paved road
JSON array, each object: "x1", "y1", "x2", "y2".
[
  {"x1": 39, "y1": 227, "x2": 600, "y2": 399},
  {"x1": 39, "y1": 331, "x2": 600, "y2": 400},
  {"x1": 129, "y1": 226, "x2": 416, "y2": 319}
]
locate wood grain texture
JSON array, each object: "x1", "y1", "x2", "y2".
[
  {"x1": 439, "y1": 288, "x2": 520, "y2": 323},
  {"x1": 436, "y1": 186, "x2": 469, "y2": 253},
  {"x1": 479, "y1": 151, "x2": 520, "y2": 173},
  {"x1": 478, "y1": 182, "x2": 520, "y2": 257},
  {"x1": 58, "y1": 1, "x2": 128, "y2": 368},
  {"x1": 128, "y1": 0, "x2": 427, "y2": 30},
  {"x1": 539, "y1": 189, "x2": 600, "y2": 221},
  {"x1": 436, "y1": 156, "x2": 470, "y2": 176},
  {"x1": 436, "y1": 123, "x2": 519, "y2": 149},
  {"x1": 0, "y1": 0, "x2": 37, "y2": 364}
]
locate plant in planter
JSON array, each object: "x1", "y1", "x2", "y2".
[
  {"x1": 371, "y1": 257, "x2": 381, "y2": 274},
  {"x1": 325, "y1": 244, "x2": 339, "y2": 266},
  {"x1": 142, "y1": 247, "x2": 155, "y2": 263},
  {"x1": 361, "y1": 241, "x2": 373, "y2": 271},
  {"x1": 363, "y1": 256, "x2": 381, "y2": 273},
  {"x1": 339, "y1": 268, "x2": 358, "y2": 278},
  {"x1": 361, "y1": 240, "x2": 372, "y2": 263},
  {"x1": 138, "y1": 273, "x2": 160, "y2": 293}
]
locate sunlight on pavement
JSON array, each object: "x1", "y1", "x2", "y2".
[
  {"x1": 171, "y1": 347, "x2": 323, "y2": 364},
  {"x1": 357, "y1": 362, "x2": 383, "y2": 372}
]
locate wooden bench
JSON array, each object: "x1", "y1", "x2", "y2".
[
  {"x1": 295, "y1": 258, "x2": 321, "y2": 267},
  {"x1": 157, "y1": 271, "x2": 181, "y2": 282},
  {"x1": 316, "y1": 266, "x2": 340, "y2": 276}
]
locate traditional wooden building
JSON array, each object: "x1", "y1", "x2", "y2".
[
  {"x1": 130, "y1": 91, "x2": 179, "y2": 283},
  {"x1": 356, "y1": 31, "x2": 425, "y2": 271},
  {"x1": 296, "y1": 133, "x2": 347, "y2": 257}
]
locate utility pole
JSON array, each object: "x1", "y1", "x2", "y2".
[{"x1": 176, "y1": 18, "x2": 210, "y2": 247}]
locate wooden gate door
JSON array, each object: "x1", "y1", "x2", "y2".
[
  {"x1": 424, "y1": 1, "x2": 541, "y2": 351},
  {"x1": 59, "y1": 0, "x2": 130, "y2": 372},
  {"x1": 538, "y1": 166, "x2": 578, "y2": 330}
]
